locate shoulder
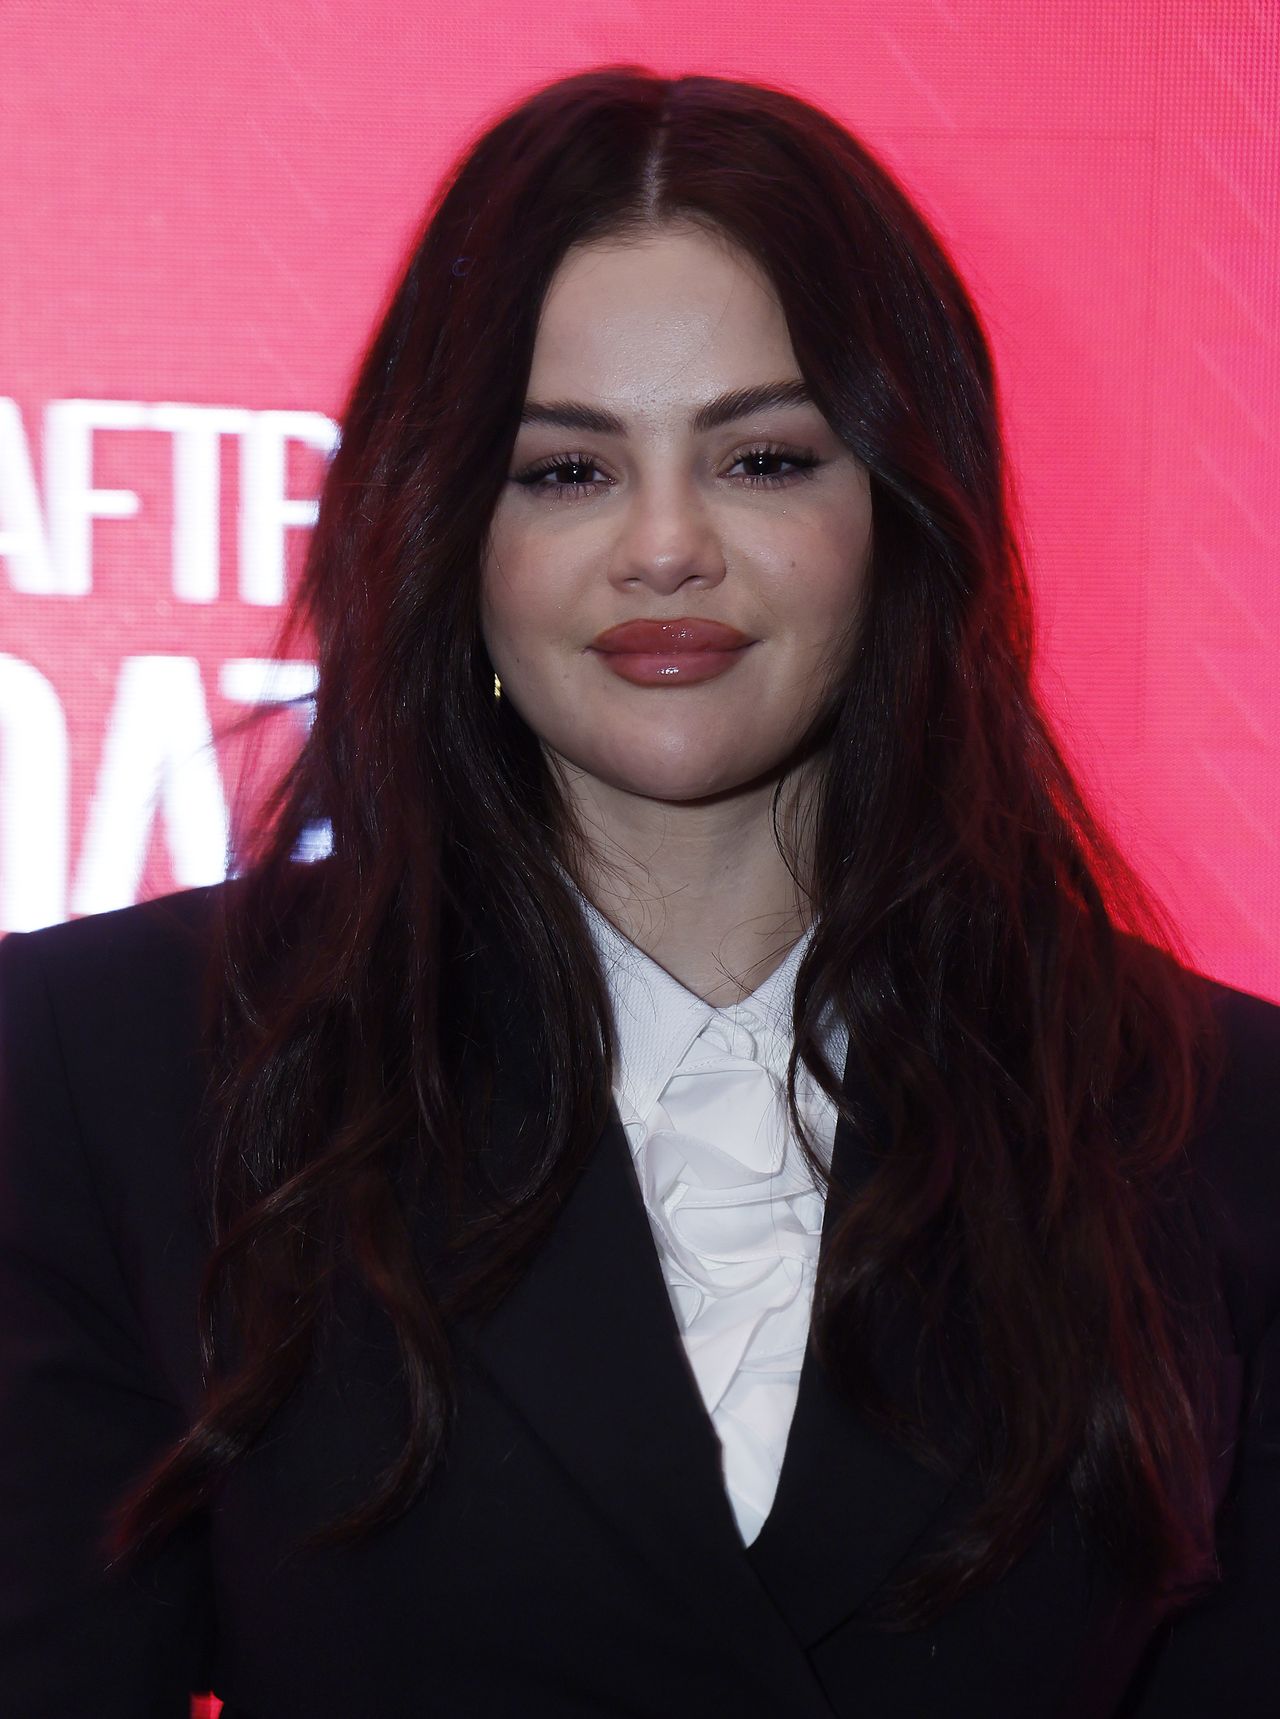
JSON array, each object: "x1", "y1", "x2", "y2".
[
  {"x1": 1200, "y1": 968, "x2": 1280, "y2": 1086},
  {"x1": 0, "y1": 881, "x2": 223, "y2": 1008},
  {"x1": 0, "y1": 885, "x2": 225, "y2": 1110},
  {"x1": 0, "y1": 865, "x2": 339, "y2": 1146},
  {"x1": 1179, "y1": 966, "x2": 1280, "y2": 1352},
  {"x1": 0, "y1": 884, "x2": 228, "y2": 1196},
  {"x1": 0, "y1": 887, "x2": 234, "y2": 1409}
]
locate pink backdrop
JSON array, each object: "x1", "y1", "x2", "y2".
[{"x1": 1, "y1": 1, "x2": 1277, "y2": 1003}]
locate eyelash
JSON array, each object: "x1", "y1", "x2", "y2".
[{"x1": 511, "y1": 444, "x2": 820, "y2": 500}]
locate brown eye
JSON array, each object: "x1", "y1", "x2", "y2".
[
  {"x1": 513, "y1": 456, "x2": 609, "y2": 498},
  {"x1": 730, "y1": 446, "x2": 820, "y2": 485}
]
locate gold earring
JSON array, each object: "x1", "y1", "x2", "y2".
[{"x1": 493, "y1": 673, "x2": 502, "y2": 700}]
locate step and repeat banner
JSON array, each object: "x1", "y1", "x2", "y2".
[{"x1": 1, "y1": 1, "x2": 1277, "y2": 998}]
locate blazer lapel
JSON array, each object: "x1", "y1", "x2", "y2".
[
  {"x1": 745, "y1": 1042, "x2": 972, "y2": 1644},
  {"x1": 454, "y1": 981, "x2": 971, "y2": 1675},
  {"x1": 457, "y1": 1102, "x2": 838, "y2": 1714}
]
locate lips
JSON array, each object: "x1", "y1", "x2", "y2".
[
  {"x1": 590, "y1": 618, "x2": 753, "y2": 653},
  {"x1": 588, "y1": 616, "x2": 755, "y2": 687}
]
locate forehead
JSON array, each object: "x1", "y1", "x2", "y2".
[{"x1": 525, "y1": 224, "x2": 801, "y2": 423}]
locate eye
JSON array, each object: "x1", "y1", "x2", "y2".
[
  {"x1": 511, "y1": 454, "x2": 610, "y2": 499},
  {"x1": 728, "y1": 445, "x2": 820, "y2": 485},
  {"x1": 510, "y1": 443, "x2": 821, "y2": 500}
]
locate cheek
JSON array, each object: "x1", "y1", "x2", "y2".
[
  {"x1": 753, "y1": 512, "x2": 870, "y2": 630},
  {"x1": 481, "y1": 514, "x2": 585, "y2": 651},
  {"x1": 481, "y1": 540, "x2": 547, "y2": 659}
]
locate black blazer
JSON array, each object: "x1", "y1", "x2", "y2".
[{"x1": 0, "y1": 885, "x2": 1277, "y2": 1718}]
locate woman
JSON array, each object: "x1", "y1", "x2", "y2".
[{"x1": 0, "y1": 66, "x2": 1276, "y2": 1719}]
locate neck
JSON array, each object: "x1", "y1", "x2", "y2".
[{"x1": 557, "y1": 760, "x2": 818, "y2": 1008}]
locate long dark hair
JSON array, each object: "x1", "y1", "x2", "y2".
[{"x1": 114, "y1": 65, "x2": 1227, "y2": 1628}]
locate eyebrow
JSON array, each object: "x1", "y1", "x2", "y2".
[{"x1": 518, "y1": 378, "x2": 813, "y2": 436}]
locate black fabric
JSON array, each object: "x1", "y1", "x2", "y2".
[{"x1": 0, "y1": 884, "x2": 1276, "y2": 1718}]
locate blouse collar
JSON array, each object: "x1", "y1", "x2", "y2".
[{"x1": 574, "y1": 891, "x2": 825, "y2": 1130}]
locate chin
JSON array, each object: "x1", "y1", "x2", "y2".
[{"x1": 584, "y1": 749, "x2": 781, "y2": 805}]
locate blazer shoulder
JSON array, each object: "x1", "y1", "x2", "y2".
[
  {"x1": 1196, "y1": 969, "x2": 1280, "y2": 1162},
  {"x1": 1202, "y1": 966, "x2": 1280, "y2": 1049},
  {"x1": 0, "y1": 894, "x2": 218, "y2": 1704},
  {"x1": 0, "y1": 881, "x2": 224, "y2": 998},
  {"x1": 0, "y1": 885, "x2": 229, "y2": 1192},
  {"x1": 1182, "y1": 968, "x2": 1280, "y2": 1349}
]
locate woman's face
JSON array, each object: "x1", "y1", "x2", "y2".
[{"x1": 480, "y1": 221, "x2": 873, "y2": 807}]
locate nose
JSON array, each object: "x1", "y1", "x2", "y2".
[{"x1": 607, "y1": 475, "x2": 727, "y2": 595}]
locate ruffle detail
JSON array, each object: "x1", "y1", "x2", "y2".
[{"x1": 622, "y1": 1012, "x2": 836, "y2": 1543}]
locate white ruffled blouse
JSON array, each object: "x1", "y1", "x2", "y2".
[{"x1": 578, "y1": 896, "x2": 849, "y2": 1545}]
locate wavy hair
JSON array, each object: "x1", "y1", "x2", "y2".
[{"x1": 114, "y1": 66, "x2": 1227, "y2": 1628}]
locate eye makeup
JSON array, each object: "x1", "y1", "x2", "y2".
[{"x1": 511, "y1": 443, "x2": 821, "y2": 500}]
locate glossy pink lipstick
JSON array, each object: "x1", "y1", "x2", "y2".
[{"x1": 589, "y1": 618, "x2": 754, "y2": 686}]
